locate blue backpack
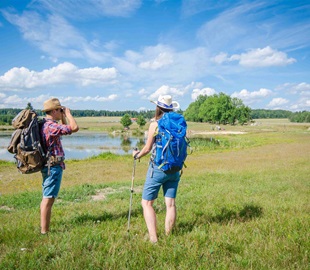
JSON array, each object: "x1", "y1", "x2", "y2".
[{"x1": 153, "y1": 112, "x2": 189, "y2": 173}]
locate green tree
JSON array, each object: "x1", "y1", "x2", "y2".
[
  {"x1": 120, "y1": 114, "x2": 132, "y2": 128},
  {"x1": 198, "y1": 93, "x2": 231, "y2": 123},
  {"x1": 185, "y1": 92, "x2": 251, "y2": 125},
  {"x1": 198, "y1": 94, "x2": 218, "y2": 123},
  {"x1": 184, "y1": 95, "x2": 207, "y2": 122},
  {"x1": 289, "y1": 111, "x2": 310, "y2": 123},
  {"x1": 137, "y1": 115, "x2": 146, "y2": 128},
  {"x1": 26, "y1": 102, "x2": 33, "y2": 110},
  {"x1": 218, "y1": 93, "x2": 234, "y2": 124},
  {"x1": 237, "y1": 105, "x2": 251, "y2": 125}
]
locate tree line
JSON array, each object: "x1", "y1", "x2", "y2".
[
  {"x1": 251, "y1": 109, "x2": 310, "y2": 122},
  {"x1": 251, "y1": 109, "x2": 292, "y2": 119},
  {"x1": 0, "y1": 104, "x2": 156, "y2": 125},
  {"x1": 0, "y1": 97, "x2": 309, "y2": 126},
  {"x1": 289, "y1": 111, "x2": 310, "y2": 123},
  {"x1": 0, "y1": 108, "x2": 155, "y2": 118}
]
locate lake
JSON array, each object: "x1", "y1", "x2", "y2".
[{"x1": 0, "y1": 131, "x2": 146, "y2": 162}]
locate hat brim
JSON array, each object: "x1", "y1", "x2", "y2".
[{"x1": 151, "y1": 100, "x2": 180, "y2": 110}]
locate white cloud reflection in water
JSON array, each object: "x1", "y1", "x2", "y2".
[{"x1": 0, "y1": 131, "x2": 145, "y2": 161}]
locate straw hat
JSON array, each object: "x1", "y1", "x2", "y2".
[
  {"x1": 151, "y1": 95, "x2": 180, "y2": 110},
  {"x1": 42, "y1": 98, "x2": 63, "y2": 112}
]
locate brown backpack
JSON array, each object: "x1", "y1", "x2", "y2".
[{"x1": 7, "y1": 109, "x2": 48, "y2": 174}]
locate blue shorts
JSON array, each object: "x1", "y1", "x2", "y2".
[
  {"x1": 142, "y1": 164, "x2": 180, "y2": 201},
  {"x1": 41, "y1": 165, "x2": 63, "y2": 198}
]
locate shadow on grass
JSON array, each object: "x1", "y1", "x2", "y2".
[
  {"x1": 71, "y1": 209, "x2": 141, "y2": 224},
  {"x1": 177, "y1": 204, "x2": 263, "y2": 234}
]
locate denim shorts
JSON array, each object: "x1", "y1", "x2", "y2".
[
  {"x1": 41, "y1": 165, "x2": 63, "y2": 198},
  {"x1": 142, "y1": 163, "x2": 180, "y2": 201}
]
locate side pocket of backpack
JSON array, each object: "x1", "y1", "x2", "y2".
[{"x1": 7, "y1": 129, "x2": 22, "y2": 154}]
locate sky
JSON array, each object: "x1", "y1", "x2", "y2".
[{"x1": 0, "y1": 0, "x2": 309, "y2": 112}]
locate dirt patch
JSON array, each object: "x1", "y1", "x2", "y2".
[
  {"x1": 0, "y1": 205, "x2": 14, "y2": 211},
  {"x1": 92, "y1": 192, "x2": 107, "y2": 201},
  {"x1": 91, "y1": 186, "x2": 143, "y2": 201}
]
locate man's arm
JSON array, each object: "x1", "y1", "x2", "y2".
[
  {"x1": 63, "y1": 107, "x2": 79, "y2": 133},
  {"x1": 60, "y1": 110, "x2": 67, "y2": 125}
]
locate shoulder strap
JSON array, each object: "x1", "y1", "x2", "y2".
[{"x1": 41, "y1": 119, "x2": 56, "y2": 151}]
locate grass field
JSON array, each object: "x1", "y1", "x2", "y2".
[{"x1": 0, "y1": 118, "x2": 309, "y2": 269}]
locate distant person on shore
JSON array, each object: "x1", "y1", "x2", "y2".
[
  {"x1": 40, "y1": 98, "x2": 79, "y2": 235},
  {"x1": 133, "y1": 95, "x2": 186, "y2": 243}
]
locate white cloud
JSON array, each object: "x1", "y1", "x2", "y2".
[
  {"x1": 136, "y1": 45, "x2": 174, "y2": 70},
  {"x1": 212, "y1": 52, "x2": 229, "y2": 64},
  {"x1": 149, "y1": 85, "x2": 185, "y2": 100},
  {"x1": 76, "y1": 66, "x2": 118, "y2": 86},
  {"x1": 290, "y1": 82, "x2": 310, "y2": 95},
  {"x1": 1, "y1": 94, "x2": 25, "y2": 107},
  {"x1": 267, "y1": 97, "x2": 289, "y2": 108},
  {"x1": 114, "y1": 45, "x2": 210, "y2": 85},
  {"x1": 137, "y1": 106, "x2": 148, "y2": 112},
  {"x1": 1, "y1": 10, "x2": 109, "y2": 62},
  {"x1": 197, "y1": 2, "x2": 265, "y2": 50},
  {"x1": 231, "y1": 88, "x2": 272, "y2": 104},
  {"x1": 27, "y1": 94, "x2": 51, "y2": 104},
  {"x1": 213, "y1": 47, "x2": 296, "y2": 67},
  {"x1": 290, "y1": 97, "x2": 310, "y2": 111},
  {"x1": 139, "y1": 52, "x2": 173, "y2": 70},
  {"x1": 235, "y1": 46, "x2": 296, "y2": 67},
  {"x1": 191, "y1": 87, "x2": 216, "y2": 100},
  {"x1": 181, "y1": 0, "x2": 233, "y2": 18},
  {"x1": 138, "y1": 88, "x2": 149, "y2": 99},
  {"x1": 62, "y1": 94, "x2": 118, "y2": 103},
  {"x1": 138, "y1": 88, "x2": 147, "y2": 95},
  {"x1": 197, "y1": 1, "x2": 310, "y2": 54},
  {"x1": 276, "y1": 82, "x2": 310, "y2": 96},
  {"x1": 0, "y1": 62, "x2": 118, "y2": 90},
  {"x1": 103, "y1": 40, "x2": 120, "y2": 51},
  {"x1": 185, "y1": 81, "x2": 204, "y2": 91}
]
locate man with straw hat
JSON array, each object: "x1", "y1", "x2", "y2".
[{"x1": 40, "y1": 98, "x2": 79, "y2": 235}]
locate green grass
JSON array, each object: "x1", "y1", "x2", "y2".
[
  {"x1": 0, "y1": 160, "x2": 13, "y2": 166},
  {"x1": 0, "y1": 119, "x2": 309, "y2": 269}
]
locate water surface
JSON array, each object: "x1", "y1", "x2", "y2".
[{"x1": 0, "y1": 131, "x2": 145, "y2": 162}]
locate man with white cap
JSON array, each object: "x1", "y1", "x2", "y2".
[
  {"x1": 40, "y1": 98, "x2": 79, "y2": 235},
  {"x1": 132, "y1": 95, "x2": 183, "y2": 243}
]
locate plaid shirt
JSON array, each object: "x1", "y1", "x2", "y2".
[{"x1": 41, "y1": 119, "x2": 72, "y2": 169}]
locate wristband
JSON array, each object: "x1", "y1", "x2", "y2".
[{"x1": 134, "y1": 152, "x2": 140, "y2": 160}]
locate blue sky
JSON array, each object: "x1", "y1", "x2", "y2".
[{"x1": 0, "y1": 0, "x2": 309, "y2": 112}]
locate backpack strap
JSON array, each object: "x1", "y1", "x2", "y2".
[
  {"x1": 150, "y1": 123, "x2": 159, "y2": 164},
  {"x1": 42, "y1": 119, "x2": 56, "y2": 176}
]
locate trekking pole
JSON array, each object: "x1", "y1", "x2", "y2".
[{"x1": 127, "y1": 148, "x2": 138, "y2": 233}]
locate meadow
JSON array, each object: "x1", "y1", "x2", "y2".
[{"x1": 0, "y1": 118, "x2": 309, "y2": 269}]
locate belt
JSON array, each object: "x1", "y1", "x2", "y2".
[{"x1": 47, "y1": 155, "x2": 65, "y2": 175}]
